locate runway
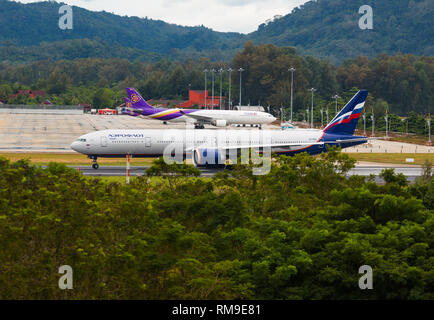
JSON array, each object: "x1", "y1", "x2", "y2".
[{"x1": 71, "y1": 165, "x2": 427, "y2": 182}]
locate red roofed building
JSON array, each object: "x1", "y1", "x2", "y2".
[
  {"x1": 9, "y1": 90, "x2": 46, "y2": 100},
  {"x1": 177, "y1": 90, "x2": 223, "y2": 109}
]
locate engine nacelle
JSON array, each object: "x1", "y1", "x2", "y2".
[
  {"x1": 211, "y1": 119, "x2": 227, "y2": 127},
  {"x1": 193, "y1": 149, "x2": 226, "y2": 168}
]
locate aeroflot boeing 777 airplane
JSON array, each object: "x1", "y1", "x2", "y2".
[
  {"x1": 123, "y1": 88, "x2": 276, "y2": 128},
  {"x1": 71, "y1": 91, "x2": 369, "y2": 169}
]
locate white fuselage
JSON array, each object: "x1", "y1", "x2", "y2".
[
  {"x1": 71, "y1": 129, "x2": 325, "y2": 157},
  {"x1": 148, "y1": 109, "x2": 276, "y2": 125}
]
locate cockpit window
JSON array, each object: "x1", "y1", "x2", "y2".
[{"x1": 76, "y1": 138, "x2": 87, "y2": 142}]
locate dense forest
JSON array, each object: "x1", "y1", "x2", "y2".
[
  {"x1": 0, "y1": 0, "x2": 433, "y2": 63},
  {"x1": 1, "y1": 43, "x2": 432, "y2": 119},
  {"x1": 0, "y1": 151, "x2": 433, "y2": 299},
  {"x1": 0, "y1": 39, "x2": 164, "y2": 64},
  {"x1": 251, "y1": 0, "x2": 434, "y2": 63}
]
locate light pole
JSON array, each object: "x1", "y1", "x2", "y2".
[
  {"x1": 218, "y1": 68, "x2": 223, "y2": 110},
  {"x1": 320, "y1": 108, "x2": 324, "y2": 128},
  {"x1": 211, "y1": 69, "x2": 216, "y2": 109},
  {"x1": 385, "y1": 110, "x2": 389, "y2": 139},
  {"x1": 289, "y1": 67, "x2": 296, "y2": 124},
  {"x1": 203, "y1": 69, "x2": 208, "y2": 109},
  {"x1": 332, "y1": 94, "x2": 340, "y2": 115},
  {"x1": 326, "y1": 107, "x2": 329, "y2": 125},
  {"x1": 428, "y1": 114, "x2": 432, "y2": 145},
  {"x1": 238, "y1": 68, "x2": 244, "y2": 106},
  {"x1": 228, "y1": 68, "x2": 233, "y2": 110},
  {"x1": 363, "y1": 113, "x2": 366, "y2": 136},
  {"x1": 309, "y1": 88, "x2": 316, "y2": 128},
  {"x1": 371, "y1": 110, "x2": 375, "y2": 137}
]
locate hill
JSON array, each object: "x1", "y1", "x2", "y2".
[
  {"x1": 250, "y1": 0, "x2": 434, "y2": 63},
  {"x1": 0, "y1": 0, "x2": 433, "y2": 63},
  {"x1": 0, "y1": 0, "x2": 243, "y2": 57}
]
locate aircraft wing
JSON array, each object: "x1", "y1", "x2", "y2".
[
  {"x1": 334, "y1": 137, "x2": 383, "y2": 143},
  {"x1": 185, "y1": 142, "x2": 324, "y2": 152},
  {"x1": 125, "y1": 107, "x2": 144, "y2": 114},
  {"x1": 179, "y1": 110, "x2": 214, "y2": 122},
  {"x1": 335, "y1": 138, "x2": 369, "y2": 143}
]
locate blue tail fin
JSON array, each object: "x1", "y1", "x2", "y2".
[
  {"x1": 126, "y1": 88, "x2": 154, "y2": 109},
  {"x1": 323, "y1": 90, "x2": 368, "y2": 135}
]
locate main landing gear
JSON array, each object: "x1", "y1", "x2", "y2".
[
  {"x1": 195, "y1": 124, "x2": 205, "y2": 129},
  {"x1": 89, "y1": 156, "x2": 99, "y2": 170}
]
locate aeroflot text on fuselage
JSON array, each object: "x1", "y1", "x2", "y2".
[{"x1": 108, "y1": 133, "x2": 145, "y2": 139}]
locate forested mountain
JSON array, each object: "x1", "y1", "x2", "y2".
[
  {"x1": 0, "y1": 0, "x2": 433, "y2": 63},
  {"x1": 0, "y1": 0, "x2": 242, "y2": 57},
  {"x1": 251, "y1": 0, "x2": 434, "y2": 63}
]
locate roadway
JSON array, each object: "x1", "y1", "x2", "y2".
[
  {"x1": 72, "y1": 165, "x2": 427, "y2": 183},
  {"x1": 74, "y1": 166, "x2": 221, "y2": 178}
]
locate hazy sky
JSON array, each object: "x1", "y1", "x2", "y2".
[{"x1": 15, "y1": 0, "x2": 308, "y2": 33}]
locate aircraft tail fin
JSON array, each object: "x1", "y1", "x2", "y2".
[
  {"x1": 126, "y1": 88, "x2": 154, "y2": 109},
  {"x1": 124, "y1": 97, "x2": 132, "y2": 108},
  {"x1": 323, "y1": 90, "x2": 368, "y2": 136},
  {"x1": 121, "y1": 98, "x2": 133, "y2": 115}
]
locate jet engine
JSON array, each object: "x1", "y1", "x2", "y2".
[
  {"x1": 193, "y1": 148, "x2": 226, "y2": 168},
  {"x1": 211, "y1": 119, "x2": 227, "y2": 127}
]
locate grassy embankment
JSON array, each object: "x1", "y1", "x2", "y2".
[
  {"x1": 0, "y1": 153, "x2": 156, "y2": 166},
  {"x1": 1, "y1": 152, "x2": 433, "y2": 167},
  {"x1": 349, "y1": 153, "x2": 434, "y2": 165}
]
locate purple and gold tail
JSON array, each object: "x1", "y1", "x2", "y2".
[
  {"x1": 122, "y1": 97, "x2": 139, "y2": 116},
  {"x1": 124, "y1": 97, "x2": 132, "y2": 109},
  {"x1": 323, "y1": 90, "x2": 368, "y2": 135},
  {"x1": 126, "y1": 88, "x2": 154, "y2": 109}
]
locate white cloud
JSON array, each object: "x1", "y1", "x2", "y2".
[{"x1": 15, "y1": 0, "x2": 308, "y2": 33}]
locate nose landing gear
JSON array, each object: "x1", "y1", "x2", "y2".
[{"x1": 89, "y1": 156, "x2": 99, "y2": 170}]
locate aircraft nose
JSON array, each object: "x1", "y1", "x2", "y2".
[{"x1": 70, "y1": 141, "x2": 80, "y2": 152}]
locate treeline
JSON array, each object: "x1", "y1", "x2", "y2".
[
  {"x1": 0, "y1": 43, "x2": 432, "y2": 115},
  {"x1": 0, "y1": 151, "x2": 433, "y2": 299},
  {"x1": 0, "y1": 39, "x2": 164, "y2": 64}
]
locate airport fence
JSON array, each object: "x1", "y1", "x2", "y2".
[{"x1": 0, "y1": 104, "x2": 84, "y2": 115}]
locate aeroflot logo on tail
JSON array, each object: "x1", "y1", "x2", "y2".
[
  {"x1": 108, "y1": 133, "x2": 144, "y2": 139},
  {"x1": 131, "y1": 94, "x2": 141, "y2": 103}
]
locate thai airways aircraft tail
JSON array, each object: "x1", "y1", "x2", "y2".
[
  {"x1": 323, "y1": 90, "x2": 368, "y2": 135},
  {"x1": 124, "y1": 97, "x2": 132, "y2": 108},
  {"x1": 126, "y1": 88, "x2": 154, "y2": 109},
  {"x1": 122, "y1": 97, "x2": 136, "y2": 116}
]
